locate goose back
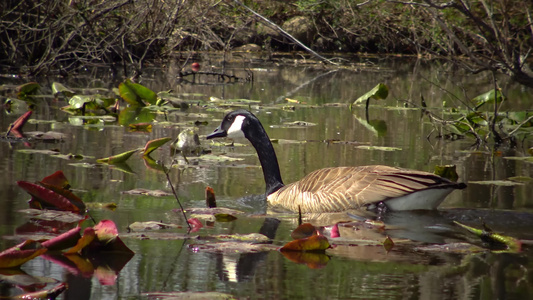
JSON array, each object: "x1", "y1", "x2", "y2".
[{"x1": 267, "y1": 165, "x2": 465, "y2": 213}]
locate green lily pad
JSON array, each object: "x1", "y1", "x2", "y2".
[
  {"x1": 353, "y1": 83, "x2": 389, "y2": 105},
  {"x1": 143, "y1": 137, "x2": 171, "y2": 156},
  {"x1": 96, "y1": 149, "x2": 139, "y2": 164}
]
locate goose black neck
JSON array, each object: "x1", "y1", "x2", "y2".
[{"x1": 244, "y1": 117, "x2": 284, "y2": 196}]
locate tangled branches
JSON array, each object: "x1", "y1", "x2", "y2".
[{"x1": 0, "y1": 0, "x2": 186, "y2": 76}]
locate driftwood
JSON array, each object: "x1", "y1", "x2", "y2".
[{"x1": 177, "y1": 71, "x2": 249, "y2": 82}]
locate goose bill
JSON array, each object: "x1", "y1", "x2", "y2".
[{"x1": 207, "y1": 127, "x2": 227, "y2": 139}]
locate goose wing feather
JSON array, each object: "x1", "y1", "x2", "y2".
[{"x1": 268, "y1": 165, "x2": 457, "y2": 213}]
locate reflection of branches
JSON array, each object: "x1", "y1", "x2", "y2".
[{"x1": 275, "y1": 69, "x2": 338, "y2": 103}]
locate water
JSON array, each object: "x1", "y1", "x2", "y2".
[{"x1": 1, "y1": 56, "x2": 533, "y2": 299}]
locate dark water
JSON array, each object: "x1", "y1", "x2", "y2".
[{"x1": 1, "y1": 57, "x2": 533, "y2": 299}]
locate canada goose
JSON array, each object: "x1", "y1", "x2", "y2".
[{"x1": 207, "y1": 110, "x2": 466, "y2": 213}]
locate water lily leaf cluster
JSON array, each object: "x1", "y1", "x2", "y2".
[{"x1": 3, "y1": 170, "x2": 135, "y2": 298}]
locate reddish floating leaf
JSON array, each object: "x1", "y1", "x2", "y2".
[
  {"x1": 11, "y1": 110, "x2": 32, "y2": 132},
  {"x1": 383, "y1": 236, "x2": 394, "y2": 252},
  {"x1": 330, "y1": 223, "x2": 340, "y2": 238},
  {"x1": 280, "y1": 235, "x2": 330, "y2": 252},
  {"x1": 39, "y1": 182, "x2": 85, "y2": 212},
  {"x1": 291, "y1": 223, "x2": 318, "y2": 240},
  {"x1": 14, "y1": 282, "x2": 67, "y2": 299},
  {"x1": 64, "y1": 227, "x2": 96, "y2": 254},
  {"x1": 0, "y1": 240, "x2": 47, "y2": 268},
  {"x1": 187, "y1": 218, "x2": 203, "y2": 233},
  {"x1": 17, "y1": 181, "x2": 80, "y2": 213},
  {"x1": 91, "y1": 220, "x2": 134, "y2": 254},
  {"x1": 205, "y1": 186, "x2": 216, "y2": 208},
  {"x1": 93, "y1": 220, "x2": 119, "y2": 243},
  {"x1": 40, "y1": 170, "x2": 70, "y2": 190},
  {"x1": 41, "y1": 227, "x2": 82, "y2": 251}
]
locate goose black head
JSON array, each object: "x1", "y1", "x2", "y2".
[{"x1": 207, "y1": 110, "x2": 255, "y2": 140}]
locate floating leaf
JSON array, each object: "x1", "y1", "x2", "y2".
[
  {"x1": 122, "y1": 188, "x2": 172, "y2": 197},
  {"x1": 127, "y1": 221, "x2": 181, "y2": 232},
  {"x1": 17, "y1": 181, "x2": 81, "y2": 213},
  {"x1": 291, "y1": 223, "x2": 318, "y2": 240},
  {"x1": 353, "y1": 83, "x2": 389, "y2": 105},
  {"x1": 17, "y1": 82, "x2": 40, "y2": 100},
  {"x1": 383, "y1": 236, "x2": 394, "y2": 252},
  {"x1": 39, "y1": 182, "x2": 85, "y2": 211},
  {"x1": 119, "y1": 81, "x2": 145, "y2": 106},
  {"x1": 468, "y1": 180, "x2": 524, "y2": 186},
  {"x1": 52, "y1": 82, "x2": 75, "y2": 97},
  {"x1": 454, "y1": 221, "x2": 521, "y2": 252},
  {"x1": 354, "y1": 145, "x2": 401, "y2": 151},
  {"x1": 68, "y1": 95, "x2": 94, "y2": 109},
  {"x1": 214, "y1": 213, "x2": 237, "y2": 222},
  {"x1": 330, "y1": 223, "x2": 340, "y2": 238},
  {"x1": 143, "y1": 292, "x2": 236, "y2": 300},
  {"x1": 41, "y1": 227, "x2": 82, "y2": 251},
  {"x1": 64, "y1": 227, "x2": 96, "y2": 254},
  {"x1": 119, "y1": 79, "x2": 156, "y2": 106},
  {"x1": 14, "y1": 282, "x2": 67, "y2": 299},
  {"x1": 93, "y1": 220, "x2": 118, "y2": 243},
  {"x1": 205, "y1": 186, "x2": 217, "y2": 208},
  {"x1": 40, "y1": 170, "x2": 70, "y2": 189},
  {"x1": 143, "y1": 137, "x2": 171, "y2": 156},
  {"x1": 472, "y1": 88, "x2": 504, "y2": 109},
  {"x1": 9, "y1": 110, "x2": 32, "y2": 132},
  {"x1": 188, "y1": 218, "x2": 203, "y2": 233},
  {"x1": 280, "y1": 235, "x2": 330, "y2": 252},
  {"x1": 0, "y1": 240, "x2": 47, "y2": 268},
  {"x1": 434, "y1": 165, "x2": 459, "y2": 182},
  {"x1": 96, "y1": 149, "x2": 139, "y2": 164},
  {"x1": 129, "y1": 123, "x2": 152, "y2": 132}
]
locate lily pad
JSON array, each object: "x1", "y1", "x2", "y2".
[
  {"x1": 353, "y1": 83, "x2": 389, "y2": 105},
  {"x1": 143, "y1": 137, "x2": 171, "y2": 156},
  {"x1": 354, "y1": 145, "x2": 402, "y2": 151},
  {"x1": 96, "y1": 149, "x2": 139, "y2": 164},
  {"x1": 0, "y1": 240, "x2": 47, "y2": 268},
  {"x1": 468, "y1": 180, "x2": 524, "y2": 186},
  {"x1": 127, "y1": 221, "x2": 181, "y2": 232},
  {"x1": 280, "y1": 235, "x2": 330, "y2": 252}
]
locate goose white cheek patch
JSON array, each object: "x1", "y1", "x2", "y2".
[{"x1": 227, "y1": 115, "x2": 246, "y2": 138}]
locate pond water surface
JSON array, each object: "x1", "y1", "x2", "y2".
[{"x1": 1, "y1": 56, "x2": 533, "y2": 299}]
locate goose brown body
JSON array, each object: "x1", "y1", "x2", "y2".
[
  {"x1": 207, "y1": 109, "x2": 466, "y2": 213},
  {"x1": 267, "y1": 165, "x2": 465, "y2": 213}
]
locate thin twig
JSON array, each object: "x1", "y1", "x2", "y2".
[
  {"x1": 232, "y1": 0, "x2": 337, "y2": 65},
  {"x1": 161, "y1": 162, "x2": 191, "y2": 231}
]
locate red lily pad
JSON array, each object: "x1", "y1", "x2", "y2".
[
  {"x1": 14, "y1": 282, "x2": 67, "y2": 299},
  {"x1": 41, "y1": 227, "x2": 82, "y2": 251},
  {"x1": 10, "y1": 110, "x2": 32, "y2": 132},
  {"x1": 64, "y1": 227, "x2": 96, "y2": 254},
  {"x1": 280, "y1": 235, "x2": 330, "y2": 252},
  {"x1": 0, "y1": 240, "x2": 47, "y2": 268},
  {"x1": 17, "y1": 181, "x2": 81, "y2": 213},
  {"x1": 40, "y1": 170, "x2": 70, "y2": 190},
  {"x1": 290, "y1": 223, "x2": 318, "y2": 240}
]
